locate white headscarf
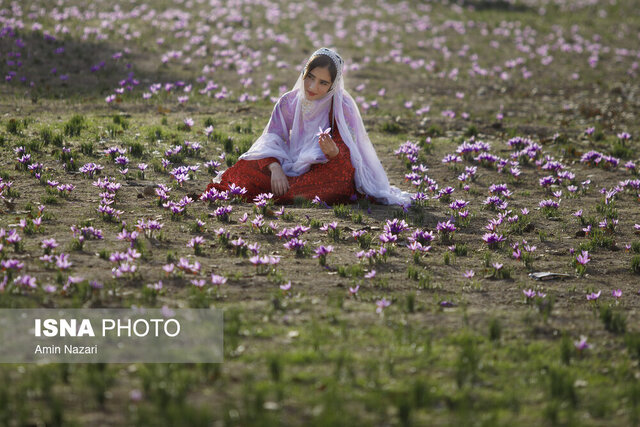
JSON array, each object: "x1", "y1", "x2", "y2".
[{"x1": 224, "y1": 47, "x2": 411, "y2": 206}]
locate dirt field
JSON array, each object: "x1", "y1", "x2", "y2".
[{"x1": 1, "y1": 0, "x2": 639, "y2": 425}]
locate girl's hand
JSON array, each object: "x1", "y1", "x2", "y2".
[
  {"x1": 318, "y1": 133, "x2": 339, "y2": 158},
  {"x1": 269, "y1": 163, "x2": 290, "y2": 196}
]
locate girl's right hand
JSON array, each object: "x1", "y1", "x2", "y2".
[{"x1": 269, "y1": 163, "x2": 289, "y2": 196}]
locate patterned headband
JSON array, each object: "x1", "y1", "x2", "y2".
[{"x1": 306, "y1": 47, "x2": 344, "y2": 78}]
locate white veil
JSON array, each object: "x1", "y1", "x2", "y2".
[{"x1": 232, "y1": 47, "x2": 412, "y2": 206}]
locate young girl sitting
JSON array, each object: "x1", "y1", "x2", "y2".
[{"x1": 205, "y1": 47, "x2": 410, "y2": 206}]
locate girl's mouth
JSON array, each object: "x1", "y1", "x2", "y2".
[{"x1": 307, "y1": 90, "x2": 317, "y2": 96}]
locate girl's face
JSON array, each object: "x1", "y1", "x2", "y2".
[{"x1": 304, "y1": 66, "x2": 332, "y2": 100}]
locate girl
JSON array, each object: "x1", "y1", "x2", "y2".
[{"x1": 205, "y1": 47, "x2": 410, "y2": 206}]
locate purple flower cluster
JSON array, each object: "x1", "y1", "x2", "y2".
[
  {"x1": 283, "y1": 237, "x2": 306, "y2": 253},
  {"x1": 580, "y1": 150, "x2": 620, "y2": 169},
  {"x1": 13, "y1": 274, "x2": 37, "y2": 289},
  {"x1": 383, "y1": 218, "x2": 409, "y2": 235},
  {"x1": 474, "y1": 152, "x2": 500, "y2": 167},
  {"x1": 394, "y1": 141, "x2": 421, "y2": 163},
  {"x1": 539, "y1": 199, "x2": 560, "y2": 209},
  {"x1": 456, "y1": 139, "x2": 490, "y2": 160},
  {"x1": 249, "y1": 254, "x2": 280, "y2": 274},
  {"x1": 313, "y1": 245, "x2": 334, "y2": 265},
  {"x1": 200, "y1": 187, "x2": 230, "y2": 203},
  {"x1": 512, "y1": 143, "x2": 542, "y2": 164},
  {"x1": 488, "y1": 183, "x2": 510, "y2": 197},
  {"x1": 483, "y1": 195, "x2": 508, "y2": 211},
  {"x1": 441, "y1": 154, "x2": 462, "y2": 165},
  {"x1": 105, "y1": 146, "x2": 126, "y2": 159},
  {"x1": 73, "y1": 225, "x2": 104, "y2": 241},
  {"x1": 176, "y1": 257, "x2": 201, "y2": 275},
  {"x1": 170, "y1": 165, "x2": 198, "y2": 186},
  {"x1": 41, "y1": 238, "x2": 59, "y2": 254},
  {"x1": 253, "y1": 192, "x2": 273, "y2": 209},
  {"x1": 277, "y1": 225, "x2": 310, "y2": 239},
  {"x1": 482, "y1": 232, "x2": 506, "y2": 248},
  {"x1": 162, "y1": 196, "x2": 193, "y2": 216},
  {"x1": 187, "y1": 236, "x2": 205, "y2": 249},
  {"x1": 211, "y1": 205, "x2": 233, "y2": 221},
  {"x1": 408, "y1": 241, "x2": 431, "y2": 253},
  {"x1": 135, "y1": 219, "x2": 164, "y2": 238},
  {"x1": 1, "y1": 258, "x2": 24, "y2": 272},
  {"x1": 80, "y1": 162, "x2": 104, "y2": 178},
  {"x1": 227, "y1": 183, "x2": 247, "y2": 197},
  {"x1": 164, "y1": 145, "x2": 183, "y2": 159},
  {"x1": 507, "y1": 136, "x2": 534, "y2": 150},
  {"x1": 205, "y1": 159, "x2": 222, "y2": 174},
  {"x1": 408, "y1": 229, "x2": 435, "y2": 245},
  {"x1": 55, "y1": 253, "x2": 73, "y2": 270},
  {"x1": 436, "y1": 220, "x2": 456, "y2": 243},
  {"x1": 356, "y1": 246, "x2": 388, "y2": 264},
  {"x1": 541, "y1": 160, "x2": 564, "y2": 173},
  {"x1": 556, "y1": 170, "x2": 575, "y2": 183},
  {"x1": 586, "y1": 291, "x2": 601, "y2": 301},
  {"x1": 183, "y1": 140, "x2": 202, "y2": 155},
  {"x1": 154, "y1": 183, "x2": 171, "y2": 202}
]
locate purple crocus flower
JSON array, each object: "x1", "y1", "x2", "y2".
[
  {"x1": 376, "y1": 298, "x2": 391, "y2": 314},
  {"x1": 55, "y1": 253, "x2": 72, "y2": 270},
  {"x1": 41, "y1": 238, "x2": 59, "y2": 251},
  {"x1": 576, "y1": 250, "x2": 590, "y2": 265},
  {"x1": 384, "y1": 218, "x2": 410, "y2": 235},
  {"x1": 211, "y1": 274, "x2": 227, "y2": 286},
  {"x1": 280, "y1": 281, "x2": 292, "y2": 291},
  {"x1": 191, "y1": 279, "x2": 206, "y2": 288},
  {"x1": 586, "y1": 291, "x2": 601, "y2": 301},
  {"x1": 283, "y1": 238, "x2": 306, "y2": 251},
  {"x1": 482, "y1": 232, "x2": 506, "y2": 248},
  {"x1": 14, "y1": 275, "x2": 37, "y2": 289},
  {"x1": 574, "y1": 336, "x2": 591, "y2": 351},
  {"x1": 313, "y1": 245, "x2": 334, "y2": 258},
  {"x1": 379, "y1": 233, "x2": 398, "y2": 244}
]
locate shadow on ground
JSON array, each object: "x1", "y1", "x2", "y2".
[{"x1": 0, "y1": 26, "x2": 190, "y2": 102}]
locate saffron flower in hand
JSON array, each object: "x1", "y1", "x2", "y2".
[{"x1": 316, "y1": 126, "x2": 331, "y2": 137}]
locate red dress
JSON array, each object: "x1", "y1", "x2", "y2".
[{"x1": 205, "y1": 113, "x2": 359, "y2": 205}]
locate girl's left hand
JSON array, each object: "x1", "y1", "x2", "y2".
[{"x1": 318, "y1": 134, "x2": 339, "y2": 158}]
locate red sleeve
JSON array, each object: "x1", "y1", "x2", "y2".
[{"x1": 255, "y1": 157, "x2": 280, "y2": 172}]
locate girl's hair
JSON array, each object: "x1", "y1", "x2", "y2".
[{"x1": 302, "y1": 54, "x2": 337, "y2": 86}]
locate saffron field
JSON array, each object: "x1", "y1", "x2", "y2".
[{"x1": 1, "y1": 0, "x2": 640, "y2": 425}]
